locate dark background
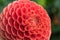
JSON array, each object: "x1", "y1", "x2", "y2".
[{"x1": 0, "y1": 0, "x2": 60, "y2": 40}]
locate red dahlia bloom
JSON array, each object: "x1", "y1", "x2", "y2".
[{"x1": 0, "y1": 0, "x2": 51, "y2": 40}]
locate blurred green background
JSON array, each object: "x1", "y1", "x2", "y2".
[{"x1": 0, "y1": 0, "x2": 60, "y2": 40}]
